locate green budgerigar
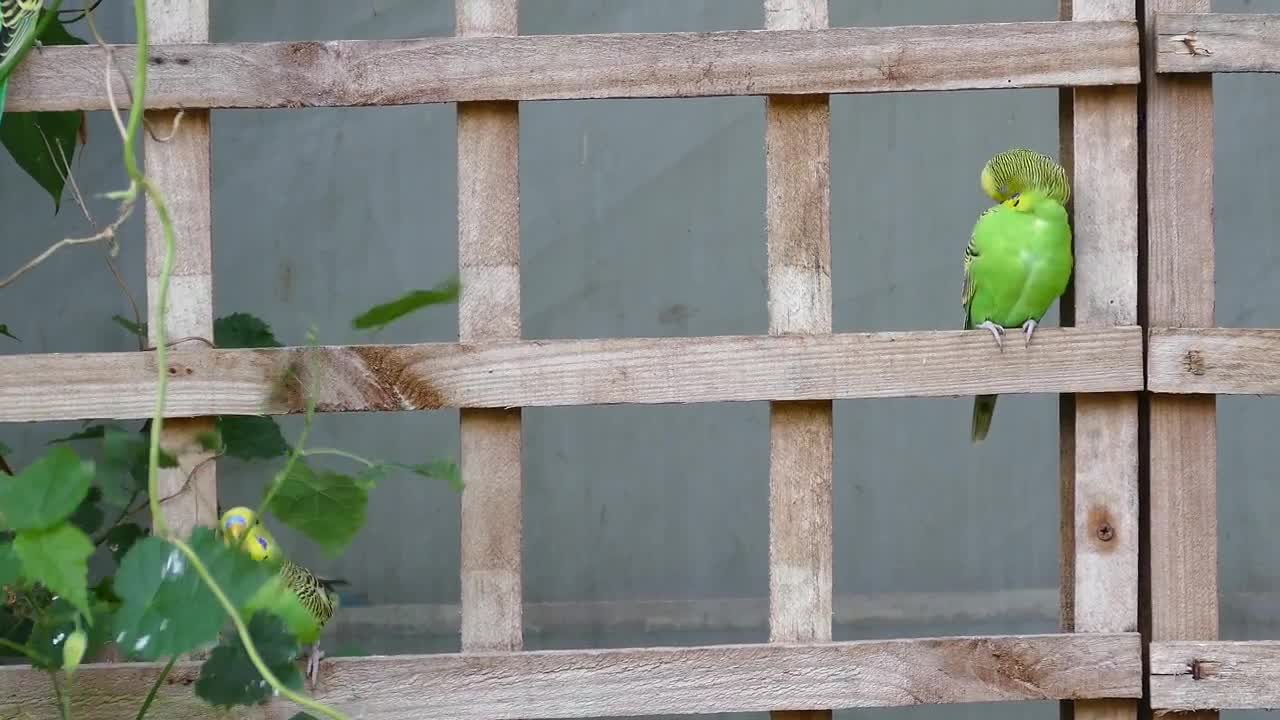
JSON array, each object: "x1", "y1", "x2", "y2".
[
  {"x1": 219, "y1": 506, "x2": 344, "y2": 688},
  {"x1": 0, "y1": 0, "x2": 49, "y2": 129},
  {"x1": 963, "y1": 148, "x2": 1074, "y2": 442}
]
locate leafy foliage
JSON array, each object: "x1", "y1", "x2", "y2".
[
  {"x1": 112, "y1": 528, "x2": 271, "y2": 660},
  {"x1": 268, "y1": 462, "x2": 368, "y2": 556},
  {"x1": 14, "y1": 523, "x2": 94, "y2": 617},
  {"x1": 101, "y1": 523, "x2": 145, "y2": 564},
  {"x1": 215, "y1": 312, "x2": 283, "y2": 349},
  {"x1": 195, "y1": 613, "x2": 302, "y2": 708},
  {"x1": 351, "y1": 276, "x2": 461, "y2": 331},
  {"x1": 217, "y1": 415, "x2": 289, "y2": 461},
  {"x1": 111, "y1": 314, "x2": 147, "y2": 339},
  {"x1": 0, "y1": 324, "x2": 18, "y2": 341},
  {"x1": 0, "y1": 446, "x2": 93, "y2": 531},
  {"x1": 0, "y1": 12, "x2": 87, "y2": 211}
]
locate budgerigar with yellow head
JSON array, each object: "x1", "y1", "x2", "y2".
[
  {"x1": 963, "y1": 148, "x2": 1073, "y2": 442},
  {"x1": 218, "y1": 506, "x2": 343, "y2": 687}
]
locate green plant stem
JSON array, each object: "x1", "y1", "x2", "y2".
[
  {"x1": 125, "y1": 3, "x2": 345, "y2": 719},
  {"x1": 252, "y1": 338, "x2": 320, "y2": 527},
  {"x1": 134, "y1": 655, "x2": 175, "y2": 720},
  {"x1": 51, "y1": 670, "x2": 70, "y2": 720},
  {"x1": 301, "y1": 448, "x2": 376, "y2": 467},
  {"x1": 168, "y1": 537, "x2": 348, "y2": 720}
]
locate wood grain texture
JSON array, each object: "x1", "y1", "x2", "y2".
[
  {"x1": 0, "y1": 633, "x2": 1143, "y2": 719},
  {"x1": 1155, "y1": 13, "x2": 1280, "y2": 74},
  {"x1": 1067, "y1": 0, "x2": 1139, "y2": 636},
  {"x1": 0, "y1": 328, "x2": 1145, "y2": 423},
  {"x1": 144, "y1": 0, "x2": 215, "y2": 540},
  {"x1": 5, "y1": 21, "x2": 1140, "y2": 112},
  {"x1": 765, "y1": 22, "x2": 833, "y2": 717},
  {"x1": 1148, "y1": 328, "x2": 1280, "y2": 394},
  {"x1": 1061, "y1": 8, "x2": 1138, "y2": 720},
  {"x1": 1143, "y1": 11, "x2": 1219, "y2": 715},
  {"x1": 457, "y1": 0, "x2": 522, "y2": 655},
  {"x1": 1150, "y1": 641, "x2": 1280, "y2": 711}
]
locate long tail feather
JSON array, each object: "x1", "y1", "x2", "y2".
[{"x1": 970, "y1": 394, "x2": 997, "y2": 443}]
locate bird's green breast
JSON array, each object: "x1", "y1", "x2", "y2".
[{"x1": 967, "y1": 206, "x2": 1072, "y2": 329}]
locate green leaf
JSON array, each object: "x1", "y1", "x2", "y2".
[
  {"x1": 0, "y1": 325, "x2": 18, "y2": 342},
  {"x1": 195, "y1": 429, "x2": 224, "y2": 453},
  {"x1": 394, "y1": 459, "x2": 463, "y2": 492},
  {"x1": 0, "y1": 13, "x2": 88, "y2": 206},
  {"x1": 0, "y1": 446, "x2": 94, "y2": 531},
  {"x1": 0, "y1": 441, "x2": 10, "y2": 456},
  {"x1": 352, "y1": 277, "x2": 461, "y2": 331},
  {"x1": 113, "y1": 529, "x2": 273, "y2": 660},
  {"x1": 27, "y1": 597, "x2": 115, "y2": 670},
  {"x1": 47, "y1": 425, "x2": 107, "y2": 444},
  {"x1": 97, "y1": 427, "x2": 150, "y2": 507},
  {"x1": 102, "y1": 523, "x2": 144, "y2": 564},
  {"x1": 110, "y1": 314, "x2": 147, "y2": 339},
  {"x1": 267, "y1": 462, "x2": 368, "y2": 556},
  {"x1": 194, "y1": 613, "x2": 302, "y2": 708},
  {"x1": 0, "y1": 543, "x2": 23, "y2": 588},
  {"x1": 14, "y1": 522, "x2": 94, "y2": 618},
  {"x1": 68, "y1": 487, "x2": 104, "y2": 535},
  {"x1": 216, "y1": 416, "x2": 289, "y2": 461},
  {"x1": 214, "y1": 313, "x2": 282, "y2": 349}
]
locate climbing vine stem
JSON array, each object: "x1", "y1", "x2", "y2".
[{"x1": 126, "y1": 1, "x2": 348, "y2": 718}]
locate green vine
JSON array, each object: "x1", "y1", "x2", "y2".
[{"x1": 0, "y1": 2, "x2": 463, "y2": 718}]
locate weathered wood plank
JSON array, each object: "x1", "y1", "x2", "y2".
[
  {"x1": 1060, "y1": 9, "x2": 1140, "y2": 720},
  {"x1": 1148, "y1": 328, "x2": 1280, "y2": 394},
  {"x1": 144, "y1": 0, "x2": 216, "y2": 539},
  {"x1": 1150, "y1": 641, "x2": 1280, "y2": 711},
  {"x1": 6, "y1": 21, "x2": 1139, "y2": 112},
  {"x1": 1144, "y1": 6, "x2": 1219, "y2": 720},
  {"x1": 766, "y1": 6, "x2": 832, "y2": 720},
  {"x1": 0, "y1": 633, "x2": 1144, "y2": 719},
  {"x1": 0, "y1": 327, "x2": 1144, "y2": 422},
  {"x1": 1156, "y1": 13, "x2": 1280, "y2": 74},
  {"x1": 456, "y1": 0, "x2": 523, "y2": 656}
]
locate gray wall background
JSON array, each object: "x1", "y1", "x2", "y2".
[{"x1": 1, "y1": 1, "x2": 1276, "y2": 719}]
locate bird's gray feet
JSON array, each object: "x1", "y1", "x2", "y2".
[
  {"x1": 978, "y1": 320, "x2": 1005, "y2": 352},
  {"x1": 305, "y1": 642, "x2": 325, "y2": 689},
  {"x1": 1022, "y1": 319, "x2": 1038, "y2": 348}
]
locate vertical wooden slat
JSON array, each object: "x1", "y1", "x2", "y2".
[
  {"x1": 1143, "y1": 0, "x2": 1218, "y2": 718},
  {"x1": 145, "y1": 0, "x2": 216, "y2": 539},
  {"x1": 765, "y1": 3, "x2": 832, "y2": 720},
  {"x1": 1065, "y1": 2, "x2": 1140, "y2": 720},
  {"x1": 457, "y1": 0, "x2": 523, "y2": 653}
]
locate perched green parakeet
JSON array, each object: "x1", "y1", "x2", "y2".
[
  {"x1": 963, "y1": 148, "x2": 1073, "y2": 442},
  {"x1": 0, "y1": 0, "x2": 52, "y2": 130},
  {"x1": 218, "y1": 506, "x2": 345, "y2": 688}
]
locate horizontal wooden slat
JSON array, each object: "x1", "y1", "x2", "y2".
[
  {"x1": 1147, "y1": 328, "x2": 1280, "y2": 394},
  {"x1": 1, "y1": 633, "x2": 1142, "y2": 719},
  {"x1": 1155, "y1": 13, "x2": 1280, "y2": 74},
  {"x1": 0, "y1": 327, "x2": 1143, "y2": 422},
  {"x1": 1150, "y1": 640, "x2": 1280, "y2": 711},
  {"x1": 7, "y1": 20, "x2": 1139, "y2": 112}
]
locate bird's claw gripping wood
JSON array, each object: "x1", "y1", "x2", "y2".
[
  {"x1": 978, "y1": 320, "x2": 1005, "y2": 352},
  {"x1": 1022, "y1": 319, "x2": 1038, "y2": 348},
  {"x1": 305, "y1": 642, "x2": 324, "y2": 689}
]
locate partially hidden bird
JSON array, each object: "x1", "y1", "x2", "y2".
[
  {"x1": 0, "y1": 0, "x2": 46, "y2": 130},
  {"x1": 963, "y1": 148, "x2": 1073, "y2": 442},
  {"x1": 218, "y1": 506, "x2": 345, "y2": 688}
]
